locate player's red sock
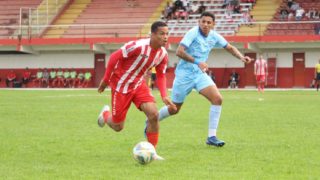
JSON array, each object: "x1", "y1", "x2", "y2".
[
  {"x1": 33, "y1": 81, "x2": 35, "y2": 86},
  {"x1": 102, "y1": 111, "x2": 111, "y2": 123},
  {"x1": 85, "y1": 82, "x2": 89, "y2": 87},
  {"x1": 39, "y1": 81, "x2": 41, "y2": 87},
  {"x1": 146, "y1": 131, "x2": 159, "y2": 149},
  {"x1": 257, "y1": 83, "x2": 260, "y2": 91},
  {"x1": 82, "y1": 82, "x2": 86, "y2": 87},
  {"x1": 78, "y1": 80, "x2": 82, "y2": 87},
  {"x1": 262, "y1": 82, "x2": 265, "y2": 90}
]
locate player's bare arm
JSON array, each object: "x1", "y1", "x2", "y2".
[
  {"x1": 254, "y1": 66, "x2": 256, "y2": 75},
  {"x1": 162, "y1": 97, "x2": 177, "y2": 111},
  {"x1": 225, "y1": 44, "x2": 251, "y2": 64},
  {"x1": 176, "y1": 45, "x2": 208, "y2": 72},
  {"x1": 265, "y1": 65, "x2": 268, "y2": 76}
]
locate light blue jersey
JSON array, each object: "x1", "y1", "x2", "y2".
[
  {"x1": 175, "y1": 26, "x2": 228, "y2": 79},
  {"x1": 171, "y1": 26, "x2": 228, "y2": 103}
]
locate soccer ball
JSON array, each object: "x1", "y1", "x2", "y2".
[{"x1": 133, "y1": 142, "x2": 156, "y2": 164}]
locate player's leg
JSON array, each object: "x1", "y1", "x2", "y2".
[
  {"x1": 256, "y1": 75, "x2": 261, "y2": 92},
  {"x1": 317, "y1": 74, "x2": 320, "y2": 91},
  {"x1": 196, "y1": 74, "x2": 225, "y2": 147},
  {"x1": 82, "y1": 79, "x2": 87, "y2": 87},
  {"x1": 261, "y1": 75, "x2": 266, "y2": 92},
  {"x1": 72, "y1": 79, "x2": 77, "y2": 88}
]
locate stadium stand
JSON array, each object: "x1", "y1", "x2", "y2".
[
  {"x1": 0, "y1": 0, "x2": 43, "y2": 39},
  {"x1": 265, "y1": 0, "x2": 320, "y2": 36},
  {"x1": 43, "y1": 0, "x2": 164, "y2": 38}
]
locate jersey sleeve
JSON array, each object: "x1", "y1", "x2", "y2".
[
  {"x1": 264, "y1": 61, "x2": 268, "y2": 67},
  {"x1": 180, "y1": 28, "x2": 198, "y2": 49},
  {"x1": 155, "y1": 52, "x2": 168, "y2": 98},
  {"x1": 214, "y1": 33, "x2": 228, "y2": 48},
  {"x1": 120, "y1": 41, "x2": 137, "y2": 58}
]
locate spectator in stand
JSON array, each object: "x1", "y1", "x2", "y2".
[
  {"x1": 290, "y1": 1, "x2": 299, "y2": 13},
  {"x1": 233, "y1": 4, "x2": 241, "y2": 14},
  {"x1": 33, "y1": 68, "x2": 42, "y2": 88},
  {"x1": 242, "y1": 11, "x2": 249, "y2": 24},
  {"x1": 207, "y1": 70, "x2": 215, "y2": 83},
  {"x1": 22, "y1": 67, "x2": 31, "y2": 87},
  {"x1": 222, "y1": 0, "x2": 229, "y2": 9},
  {"x1": 288, "y1": 12, "x2": 294, "y2": 20},
  {"x1": 185, "y1": 3, "x2": 192, "y2": 14},
  {"x1": 70, "y1": 68, "x2": 77, "y2": 88},
  {"x1": 231, "y1": 0, "x2": 238, "y2": 6},
  {"x1": 50, "y1": 68, "x2": 56, "y2": 88},
  {"x1": 162, "y1": 2, "x2": 171, "y2": 18},
  {"x1": 174, "y1": 0, "x2": 183, "y2": 9},
  {"x1": 286, "y1": 0, "x2": 293, "y2": 8},
  {"x1": 314, "y1": 22, "x2": 320, "y2": 35},
  {"x1": 63, "y1": 68, "x2": 70, "y2": 88},
  {"x1": 165, "y1": 9, "x2": 173, "y2": 23},
  {"x1": 225, "y1": 12, "x2": 233, "y2": 23},
  {"x1": 228, "y1": 69, "x2": 240, "y2": 89},
  {"x1": 178, "y1": 7, "x2": 189, "y2": 23},
  {"x1": 6, "y1": 69, "x2": 16, "y2": 88},
  {"x1": 82, "y1": 69, "x2": 92, "y2": 88},
  {"x1": 310, "y1": 6, "x2": 318, "y2": 19},
  {"x1": 182, "y1": 0, "x2": 190, "y2": 8},
  {"x1": 73, "y1": 70, "x2": 84, "y2": 88},
  {"x1": 305, "y1": 10, "x2": 310, "y2": 19},
  {"x1": 42, "y1": 68, "x2": 50, "y2": 88},
  {"x1": 199, "y1": 1, "x2": 206, "y2": 14},
  {"x1": 171, "y1": 4, "x2": 177, "y2": 13},
  {"x1": 226, "y1": 2, "x2": 233, "y2": 14},
  {"x1": 173, "y1": 8, "x2": 181, "y2": 23},
  {"x1": 190, "y1": 1, "x2": 200, "y2": 14},
  {"x1": 295, "y1": 7, "x2": 305, "y2": 19},
  {"x1": 280, "y1": 7, "x2": 289, "y2": 19},
  {"x1": 248, "y1": 15, "x2": 255, "y2": 27}
]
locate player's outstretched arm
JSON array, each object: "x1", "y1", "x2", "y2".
[
  {"x1": 175, "y1": 45, "x2": 208, "y2": 73},
  {"x1": 225, "y1": 44, "x2": 251, "y2": 64}
]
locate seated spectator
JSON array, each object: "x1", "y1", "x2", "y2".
[
  {"x1": 207, "y1": 70, "x2": 215, "y2": 83},
  {"x1": 226, "y1": 2, "x2": 233, "y2": 14},
  {"x1": 248, "y1": 15, "x2": 255, "y2": 27},
  {"x1": 185, "y1": 3, "x2": 192, "y2": 14},
  {"x1": 228, "y1": 69, "x2": 240, "y2": 89},
  {"x1": 50, "y1": 68, "x2": 56, "y2": 88},
  {"x1": 33, "y1": 68, "x2": 42, "y2": 88},
  {"x1": 310, "y1": 7, "x2": 318, "y2": 19},
  {"x1": 171, "y1": 4, "x2": 177, "y2": 14},
  {"x1": 174, "y1": 0, "x2": 183, "y2": 10},
  {"x1": 165, "y1": 9, "x2": 173, "y2": 23},
  {"x1": 190, "y1": 1, "x2": 199, "y2": 14},
  {"x1": 6, "y1": 69, "x2": 16, "y2": 88},
  {"x1": 42, "y1": 68, "x2": 50, "y2": 88},
  {"x1": 69, "y1": 68, "x2": 77, "y2": 88},
  {"x1": 199, "y1": 1, "x2": 206, "y2": 14},
  {"x1": 179, "y1": 7, "x2": 189, "y2": 23},
  {"x1": 162, "y1": 2, "x2": 171, "y2": 18},
  {"x1": 288, "y1": 12, "x2": 294, "y2": 20},
  {"x1": 222, "y1": 0, "x2": 229, "y2": 9},
  {"x1": 231, "y1": 0, "x2": 238, "y2": 6},
  {"x1": 22, "y1": 67, "x2": 31, "y2": 88},
  {"x1": 295, "y1": 7, "x2": 305, "y2": 19},
  {"x1": 286, "y1": 0, "x2": 293, "y2": 8},
  {"x1": 73, "y1": 70, "x2": 84, "y2": 88},
  {"x1": 305, "y1": 10, "x2": 310, "y2": 19},
  {"x1": 82, "y1": 69, "x2": 92, "y2": 88},
  {"x1": 242, "y1": 11, "x2": 249, "y2": 24},
  {"x1": 173, "y1": 9, "x2": 180, "y2": 23},
  {"x1": 290, "y1": 1, "x2": 299, "y2": 13},
  {"x1": 182, "y1": 0, "x2": 190, "y2": 8},
  {"x1": 63, "y1": 68, "x2": 70, "y2": 88},
  {"x1": 280, "y1": 7, "x2": 289, "y2": 19},
  {"x1": 225, "y1": 12, "x2": 233, "y2": 23},
  {"x1": 233, "y1": 4, "x2": 241, "y2": 14}
]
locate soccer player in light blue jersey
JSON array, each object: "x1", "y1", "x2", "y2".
[{"x1": 144, "y1": 12, "x2": 251, "y2": 147}]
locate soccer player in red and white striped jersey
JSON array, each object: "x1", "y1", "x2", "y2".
[
  {"x1": 97, "y1": 21, "x2": 176, "y2": 160},
  {"x1": 254, "y1": 55, "x2": 268, "y2": 92}
]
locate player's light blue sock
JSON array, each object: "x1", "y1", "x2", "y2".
[
  {"x1": 158, "y1": 106, "x2": 170, "y2": 121},
  {"x1": 209, "y1": 105, "x2": 222, "y2": 137}
]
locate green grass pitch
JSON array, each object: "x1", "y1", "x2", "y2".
[{"x1": 0, "y1": 90, "x2": 319, "y2": 179}]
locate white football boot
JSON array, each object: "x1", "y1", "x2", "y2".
[
  {"x1": 97, "y1": 105, "x2": 110, "y2": 127},
  {"x1": 154, "y1": 154, "x2": 165, "y2": 160}
]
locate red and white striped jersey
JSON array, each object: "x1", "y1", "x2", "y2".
[
  {"x1": 254, "y1": 60, "x2": 267, "y2": 75},
  {"x1": 109, "y1": 38, "x2": 168, "y2": 94}
]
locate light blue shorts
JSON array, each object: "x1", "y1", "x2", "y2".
[{"x1": 171, "y1": 73, "x2": 215, "y2": 103}]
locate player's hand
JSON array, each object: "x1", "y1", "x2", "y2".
[
  {"x1": 198, "y1": 62, "x2": 208, "y2": 73},
  {"x1": 266, "y1": 72, "x2": 268, "y2": 76},
  {"x1": 162, "y1": 97, "x2": 177, "y2": 111},
  {"x1": 254, "y1": 72, "x2": 256, "y2": 75},
  {"x1": 241, "y1": 56, "x2": 251, "y2": 64},
  {"x1": 97, "y1": 80, "x2": 108, "y2": 93}
]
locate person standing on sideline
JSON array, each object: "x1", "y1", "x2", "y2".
[
  {"x1": 97, "y1": 21, "x2": 176, "y2": 160},
  {"x1": 144, "y1": 12, "x2": 251, "y2": 147},
  {"x1": 22, "y1": 67, "x2": 31, "y2": 87},
  {"x1": 254, "y1": 54, "x2": 268, "y2": 92},
  {"x1": 315, "y1": 59, "x2": 320, "y2": 91},
  {"x1": 6, "y1": 69, "x2": 16, "y2": 88}
]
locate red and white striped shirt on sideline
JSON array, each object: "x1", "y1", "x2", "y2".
[
  {"x1": 254, "y1": 59, "x2": 267, "y2": 75},
  {"x1": 104, "y1": 38, "x2": 168, "y2": 94}
]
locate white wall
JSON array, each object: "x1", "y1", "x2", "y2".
[
  {"x1": 262, "y1": 52, "x2": 293, "y2": 68},
  {"x1": 0, "y1": 52, "x2": 94, "y2": 69},
  {"x1": 305, "y1": 52, "x2": 320, "y2": 68}
]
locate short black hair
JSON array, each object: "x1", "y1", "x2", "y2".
[
  {"x1": 200, "y1": 11, "x2": 215, "y2": 22},
  {"x1": 151, "y1": 21, "x2": 168, "y2": 34}
]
